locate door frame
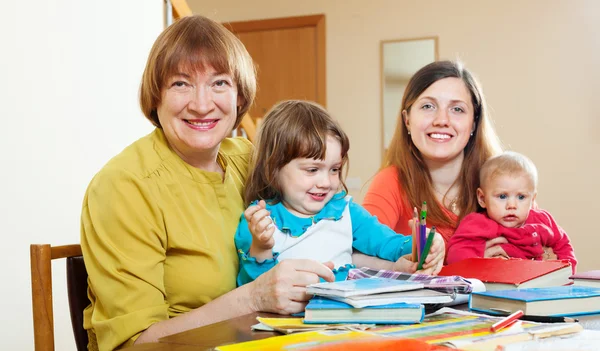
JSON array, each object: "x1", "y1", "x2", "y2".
[{"x1": 225, "y1": 14, "x2": 326, "y2": 107}]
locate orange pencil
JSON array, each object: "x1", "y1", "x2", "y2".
[{"x1": 413, "y1": 207, "x2": 419, "y2": 262}]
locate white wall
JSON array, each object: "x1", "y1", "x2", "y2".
[
  {"x1": 1, "y1": 1, "x2": 162, "y2": 349},
  {"x1": 189, "y1": 0, "x2": 600, "y2": 272}
]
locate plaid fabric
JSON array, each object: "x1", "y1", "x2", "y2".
[{"x1": 347, "y1": 267, "x2": 473, "y2": 294}]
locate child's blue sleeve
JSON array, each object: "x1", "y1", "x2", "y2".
[
  {"x1": 349, "y1": 201, "x2": 412, "y2": 262},
  {"x1": 234, "y1": 213, "x2": 279, "y2": 286}
]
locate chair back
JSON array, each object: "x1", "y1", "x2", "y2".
[
  {"x1": 66, "y1": 256, "x2": 90, "y2": 350},
  {"x1": 31, "y1": 244, "x2": 90, "y2": 351}
]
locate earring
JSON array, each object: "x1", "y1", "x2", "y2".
[
  {"x1": 470, "y1": 132, "x2": 473, "y2": 136},
  {"x1": 407, "y1": 130, "x2": 411, "y2": 135}
]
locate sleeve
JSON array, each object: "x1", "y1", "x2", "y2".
[
  {"x1": 446, "y1": 213, "x2": 499, "y2": 264},
  {"x1": 349, "y1": 201, "x2": 412, "y2": 262},
  {"x1": 536, "y1": 210, "x2": 578, "y2": 273},
  {"x1": 500, "y1": 242, "x2": 532, "y2": 259},
  {"x1": 81, "y1": 169, "x2": 169, "y2": 351},
  {"x1": 362, "y1": 167, "x2": 406, "y2": 231},
  {"x1": 234, "y1": 213, "x2": 279, "y2": 286}
]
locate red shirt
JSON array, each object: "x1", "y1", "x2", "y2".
[
  {"x1": 447, "y1": 209, "x2": 577, "y2": 273},
  {"x1": 363, "y1": 166, "x2": 458, "y2": 249}
]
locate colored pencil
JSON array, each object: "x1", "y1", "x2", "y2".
[
  {"x1": 417, "y1": 227, "x2": 436, "y2": 270},
  {"x1": 491, "y1": 310, "x2": 524, "y2": 332}
]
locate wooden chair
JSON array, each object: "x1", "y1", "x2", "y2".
[{"x1": 31, "y1": 244, "x2": 90, "y2": 351}]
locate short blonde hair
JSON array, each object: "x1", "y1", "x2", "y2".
[
  {"x1": 479, "y1": 151, "x2": 538, "y2": 190},
  {"x1": 139, "y1": 15, "x2": 256, "y2": 128}
]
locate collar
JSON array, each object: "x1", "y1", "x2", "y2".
[{"x1": 253, "y1": 192, "x2": 350, "y2": 238}]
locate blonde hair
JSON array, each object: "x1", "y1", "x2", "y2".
[
  {"x1": 139, "y1": 15, "x2": 256, "y2": 128},
  {"x1": 244, "y1": 100, "x2": 350, "y2": 206},
  {"x1": 385, "y1": 60, "x2": 503, "y2": 227},
  {"x1": 479, "y1": 151, "x2": 538, "y2": 190}
]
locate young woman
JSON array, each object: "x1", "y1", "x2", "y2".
[{"x1": 358, "y1": 61, "x2": 504, "y2": 269}]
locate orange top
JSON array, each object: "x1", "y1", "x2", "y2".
[{"x1": 362, "y1": 166, "x2": 457, "y2": 249}]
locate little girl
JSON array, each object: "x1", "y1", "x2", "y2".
[{"x1": 235, "y1": 100, "x2": 445, "y2": 285}]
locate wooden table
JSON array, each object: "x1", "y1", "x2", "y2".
[{"x1": 123, "y1": 306, "x2": 600, "y2": 350}]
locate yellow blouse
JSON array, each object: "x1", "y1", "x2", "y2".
[{"x1": 81, "y1": 128, "x2": 252, "y2": 351}]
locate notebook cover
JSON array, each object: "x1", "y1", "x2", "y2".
[
  {"x1": 307, "y1": 277, "x2": 423, "y2": 297},
  {"x1": 570, "y1": 270, "x2": 600, "y2": 280},
  {"x1": 471, "y1": 285, "x2": 600, "y2": 302},
  {"x1": 304, "y1": 296, "x2": 424, "y2": 324},
  {"x1": 438, "y1": 258, "x2": 571, "y2": 285},
  {"x1": 305, "y1": 296, "x2": 423, "y2": 310}
]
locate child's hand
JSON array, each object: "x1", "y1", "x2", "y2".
[
  {"x1": 246, "y1": 200, "x2": 276, "y2": 259},
  {"x1": 392, "y1": 254, "x2": 418, "y2": 273},
  {"x1": 417, "y1": 233, "x2": 445, "y2": 275},
  {"x1": 484, "y1": 236, "x2": 509, "y2": 259}
]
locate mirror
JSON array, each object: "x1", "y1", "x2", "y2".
[{"x1": 381, "y1": 37, "x2": 438, "y2": 159}]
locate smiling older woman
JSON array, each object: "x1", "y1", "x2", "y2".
[{"x1": 81, "y1": 15, "x2": 334, "y2": 351}]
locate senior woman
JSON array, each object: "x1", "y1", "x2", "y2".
[{"x1": 80, "y1": 15, "x2": 334, "y2": 351}]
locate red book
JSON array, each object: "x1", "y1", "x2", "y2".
[
  {"x1": 438, "y1": 258, "x2": 572, "y2": 291},
  {"x1": 569, "y1": 270, "x2": 600, "y2": 288}
]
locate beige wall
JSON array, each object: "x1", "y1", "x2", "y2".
[{"x1": 189, "y1": 0, "x2": 600, "y2": 271}]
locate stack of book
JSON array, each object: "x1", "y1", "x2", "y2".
[
  {"x1": 570, "y1": 270, "x2": 600, "y2": 288},
  {"x1": 470, "y1": 285, "x2": 600, "y2": 316},
  {"x1": 304, "y1": 277, "x2": 454, "y2": 324}
]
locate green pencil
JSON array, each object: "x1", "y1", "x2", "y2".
[
  {"x1": 417, "y1": 226, "x2": 436, "y2": 270},
  {"x1": 420, "y1": 201, "x2": 427, "y2": 222}
]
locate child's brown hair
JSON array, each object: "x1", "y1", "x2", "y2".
[{"x1": 244, "y1": 100, "x2": 350, "y2": 206}]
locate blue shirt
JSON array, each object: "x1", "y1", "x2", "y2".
[{"x1": 234, "y1": 194, "x2": 412, "y2": 285}]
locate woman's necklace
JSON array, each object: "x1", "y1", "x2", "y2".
[{"x1": 433, "y1": 186, "x2": 459, "y2": 214}]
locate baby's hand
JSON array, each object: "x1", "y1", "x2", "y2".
[{"x1": 245, "y1": 200, "x2": 276, "y2": 251}]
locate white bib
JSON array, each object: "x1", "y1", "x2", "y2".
[{"x1": 272, "y1": 200, "x2": 353, "y2": 268}]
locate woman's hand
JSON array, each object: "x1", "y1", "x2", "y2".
[
  {"x1": 417, "y1": 233, "x2": 445, "y2": 275},
  {"x1": 543, "y1": 247, "x2": 557, "y2": 260},
  {"x1": 248, "y1": 259, "x2": 335, "y2": 315},
  {"x1": 406, "y1": 219, "x2": 445, "y2": 275},
  {"x1": 245, "y1": 200, "x2": 276, "y2": 260},
  {"x1": 484, "y1": 236, "x2": 509, "y2": 258}
]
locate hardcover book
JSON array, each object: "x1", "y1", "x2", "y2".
[
  {"x1": 306, "y1": 277, "x2": 423, "y2": 298},
  {"x1": 438, "y1": 257, "x2": 572, "y2": 290},
  {"x1": 470, "y1": 286, "x2": 600, "y2": 316},
  {"x1": 325, "y1": 288, "x2": 454, "y2": 308},
  {"x1": 304, "y1": 296, "x2": 424, "y2": 324},
  {"x1": 570, "y1": 270, "x2": 600, "y2": 288}
]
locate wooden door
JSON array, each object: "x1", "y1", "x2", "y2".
[{"x1": 226, "y1": 15, "x2": 326, "y2": 121}]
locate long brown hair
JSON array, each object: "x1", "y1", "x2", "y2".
[
  {"x1": 244, "y1": 100, "x2": 350, "y2": 206},
  {"x1": 385, "y1": 60, "x2": 503, "y2": 228},
  {"x1": 139, "y1": 15, "x2": 256, "y2": 129}
]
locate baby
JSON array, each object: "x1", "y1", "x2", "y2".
[{"x1": 447, "y1": 151, "x2": 577, "y2": 272}]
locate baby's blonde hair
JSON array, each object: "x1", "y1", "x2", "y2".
[{"x1": 479, "y1": 151, "x2": 538, "y2": 190}]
